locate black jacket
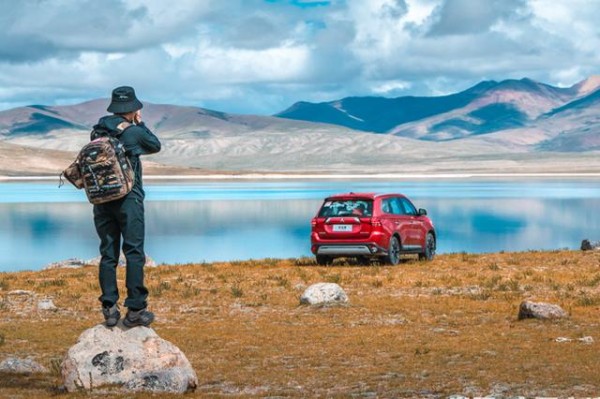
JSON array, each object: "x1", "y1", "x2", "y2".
[{"x1": 94, "y1": 115, "x2": 161, "y2": 199}]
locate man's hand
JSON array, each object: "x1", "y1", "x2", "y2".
[{"x1": 134, "y1": 110, "x2": 142, "y2": 125}]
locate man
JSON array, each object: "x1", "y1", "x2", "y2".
[{"x1": 94, "y1": 86, "x2": 161, "y2": 328}]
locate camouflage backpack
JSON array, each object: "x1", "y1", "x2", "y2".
[{"x1": 61, "y1": 121, "x2": 134, "y2": 204}]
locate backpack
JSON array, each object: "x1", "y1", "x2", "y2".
[{"x1": 61, "y1": 121, "x2": 134, "y2": 205}]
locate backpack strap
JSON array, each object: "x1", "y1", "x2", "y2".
[
  {"x1": 91, "y1": 121, "x2": 132, "y2": 140},
  {"x1": 115, "y1": 121, "x2": 132, "y2": 134}
]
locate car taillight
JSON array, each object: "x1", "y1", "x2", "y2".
[
  {"x1": 371, "y1": 218, "x2": 382, "y2": 227},
  {"x1": 311, "y1": 218, "x2": 317, "y2": 227}
]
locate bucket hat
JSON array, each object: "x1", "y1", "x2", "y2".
[{"x1": 107, "y1": 86, "x2": 143, "y2": 114}]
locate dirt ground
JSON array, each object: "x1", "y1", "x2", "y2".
[{"x1": 0, "y1": 250, "x2": 599, "y2": 398}]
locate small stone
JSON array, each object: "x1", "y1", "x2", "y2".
[
  {"x1": 37, "y1": 298, "x2": 57, "y2": 311},
  {"x1": 0, "y1": 357, "x2": 48, "y2": 374},
  {"x1": 7, "y1": 290, "x2": 34, "y2": 296},
  {"x1": 555, "y1": 337, "x2": 572, "y2": 343},
  {"x1": 518, "y1": 301, "x2": 568, "y2": 320},
  {"x1": 44, "y1": 258, "x2": 86, "y2": 270},
  {"x1": 300, "y1": 283, "x2": 348, "y2": 306},
  {"x1": 4, "y1": 290, "x2": 36, "y2": 313},
  {"x1": 578, "y1": 336, "x2": 594, "y2": 344}
]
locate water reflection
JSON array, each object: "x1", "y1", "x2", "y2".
[{"x1": 0, "y1": 180, "x2": 599, "y2": 271}]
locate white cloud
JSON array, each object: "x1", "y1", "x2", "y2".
[
  {"x1": 0, "y1": 0, "x2": 599, "y2": 114},
  {"x1": 192, "y1": 43, "x2": 312, "y2": 84},
  {"x1": 372, "y1": 80, "x2": 412, "y2": 94}
]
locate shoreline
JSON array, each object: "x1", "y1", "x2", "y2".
[
  {"x1": 0, "y1": 249, "x2": 587, "y2": 274},
  {"x1": 2, "y1": 172, "x2": 600, "y2": 182}
]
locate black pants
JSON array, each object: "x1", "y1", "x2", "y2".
[{"x1": 93, "y1": 194, "x2": 148, "y2": 310}]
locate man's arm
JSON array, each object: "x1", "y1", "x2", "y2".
[{"x1": 135, "y1": 122, "x2": 161, "y2": 155}]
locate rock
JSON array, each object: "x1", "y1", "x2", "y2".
[
  {"x1": 300, "y1": 283, "x2": 348, "y2": 306},
  {"x1": 3, "y1": 290, "x2": 36, "y2": 313},
  {"x1": 7, "y1": 289, "x2": 34, "y2": 296},
  {"x1": 518, "y1": 301, "x2": 568, "y2": 320},
  {"x1": 37, "y1": 298, "x2": 57, "y2": 311},
  {"x1": 555, "y1": 337, "x2": 572, "y2": 343},
  {"x1": 45, "y1": 254, "x2": 157, "y2": 270},
  {"x1": 85, "y1": 253, "x2": 157, "y2": 268},
  {"x1": 0, "y1": 357, "x2": 48, "y2": 374},
  {"x1": 555, "y1": 336, "x2": 594, "y2": 344},
  {"x1": 581, "y1": 239, "x2": 600, "y2": 251},
  {"x1": 579, "y1": 336, "x2": 594, "y2": 344},
  {"x1": 61, "y1": 324, "x2": 197, "y2": 393},
  {"x1": 44, "y1": 258, "x2": 86, "y2": 270}
]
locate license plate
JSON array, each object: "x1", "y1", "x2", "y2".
[{"x1": 333, "y1": 224, "x2": 353, "y2": 232}]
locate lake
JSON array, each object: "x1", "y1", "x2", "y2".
[{"x1": 1, "y1": 179, "x2": 599, "y2": 271}]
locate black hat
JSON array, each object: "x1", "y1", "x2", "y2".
[{"x1": 107, "y1": 86, "x2": 143, "y2": 114}]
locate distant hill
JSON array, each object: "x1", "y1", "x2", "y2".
[
  {"x1": 0, "y1": 77, "x2": 600, "y2": 176},
  {"x1": 275, "y1": 81, "x2": 497, "y2": 133},
  {"x1": 275, "y1": 77, "x2": 600, "y2": 147}
]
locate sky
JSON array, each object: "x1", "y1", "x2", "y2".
[{"x1": 0, "y1": 0, "x2": 599, "y2": 115}]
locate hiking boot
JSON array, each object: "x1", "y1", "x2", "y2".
[
  {"x1": 102, "y1": 304, "x2": 121, "y2": 327},
  {"x1": 122, "y1": 308, "x2": 154, "y2": 328}
]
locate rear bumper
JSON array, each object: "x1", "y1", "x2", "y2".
[{"x1": 313, "y1": 243, "x2": 387, "y2": 256}]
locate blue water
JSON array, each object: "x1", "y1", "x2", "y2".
[{"x1": 1, "y1": 179, "x2": 599, "y2": 271}]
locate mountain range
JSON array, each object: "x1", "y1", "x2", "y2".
[
  {"x1": 0, "y1": 76, "x2": 599, "y2": 176},
  {"x1": 276, "y1": 76, "x2": 600, "y2": 152}
]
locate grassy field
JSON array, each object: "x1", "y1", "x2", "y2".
[{"x1": 0, "y1": 250, "x2": 599, "y2": 398}]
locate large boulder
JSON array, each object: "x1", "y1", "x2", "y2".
[
  {"x1": 61, "y1": 324, "x2": 197, "y2": 393},
  {"x1": 518, "y1": 301, "x2": 568, "y2": 320},
  {"x1": 300, "y1": 283, "x2": 349, "y2": 306}
]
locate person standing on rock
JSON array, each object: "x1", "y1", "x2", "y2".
[{"x1": 94, "y1": 86, "x2": 161, "y2": 328}]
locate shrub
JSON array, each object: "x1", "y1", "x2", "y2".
[
  {"x1": 488, "y1": 262, "x2": 500, "y2": 271},
  {"x1": 231, "y1": 284, "x2": 243, "y2": 298},
  {"x1": 469, "y1": 289, "x2": 492, "y2": 301},
  {"x1": 38, "y1": 278, "x2": 66, "y2": 288},
  {"x1": 151, "y1": 281, "x2": 171, "y2": 297},
  {"x1": 326, "y1": 273, "x2": 341, "y2": 284},
  {"x1": 576, "y1": 293, "x2": 600, "y2": 307},
  {"x1": 49, "y1": 357, "x2": 62, "y2": 377}
]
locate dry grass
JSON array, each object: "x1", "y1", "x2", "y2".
[{"x1": 0, "y1": 250, "x2": 599, "y2": 398}]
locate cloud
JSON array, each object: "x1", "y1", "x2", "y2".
[
  {"x1": 0, "y1": 0, "x2": 599, "y2": 114},
  {"x1": 427, "y1": 0, "x2": 529, "y2": 36},
  {"x1": 0, "y1": 0, "x2": 213, "y2": 59}
]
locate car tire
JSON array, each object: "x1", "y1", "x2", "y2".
[
  {"x1": 386, "y1": 236, "x2": 401, "y2": 265},
  {"x1": 419, "y1": 232, "x2": 436, "y2": 261},
  {"x1": 316, "y1": 255, "x2": 333, "y2": 266}
]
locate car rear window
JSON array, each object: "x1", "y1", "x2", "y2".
[{"x1": 318, "y1": 199, "x2": 373, "y2": 217}]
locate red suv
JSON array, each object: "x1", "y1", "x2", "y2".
[{"x1": 311, "y1": 193, "x2": 436, "y2": 265}]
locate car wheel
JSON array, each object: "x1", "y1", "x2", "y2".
[
  {"x1": 316, "y1": 255, "x2": 333, "y2": 266},
  {"x1": 386, "y1": 236, "x2": 401, "y2": 265},
  {"x1": 419, "y1": 232, "x2": 436, "y2": 261}
]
